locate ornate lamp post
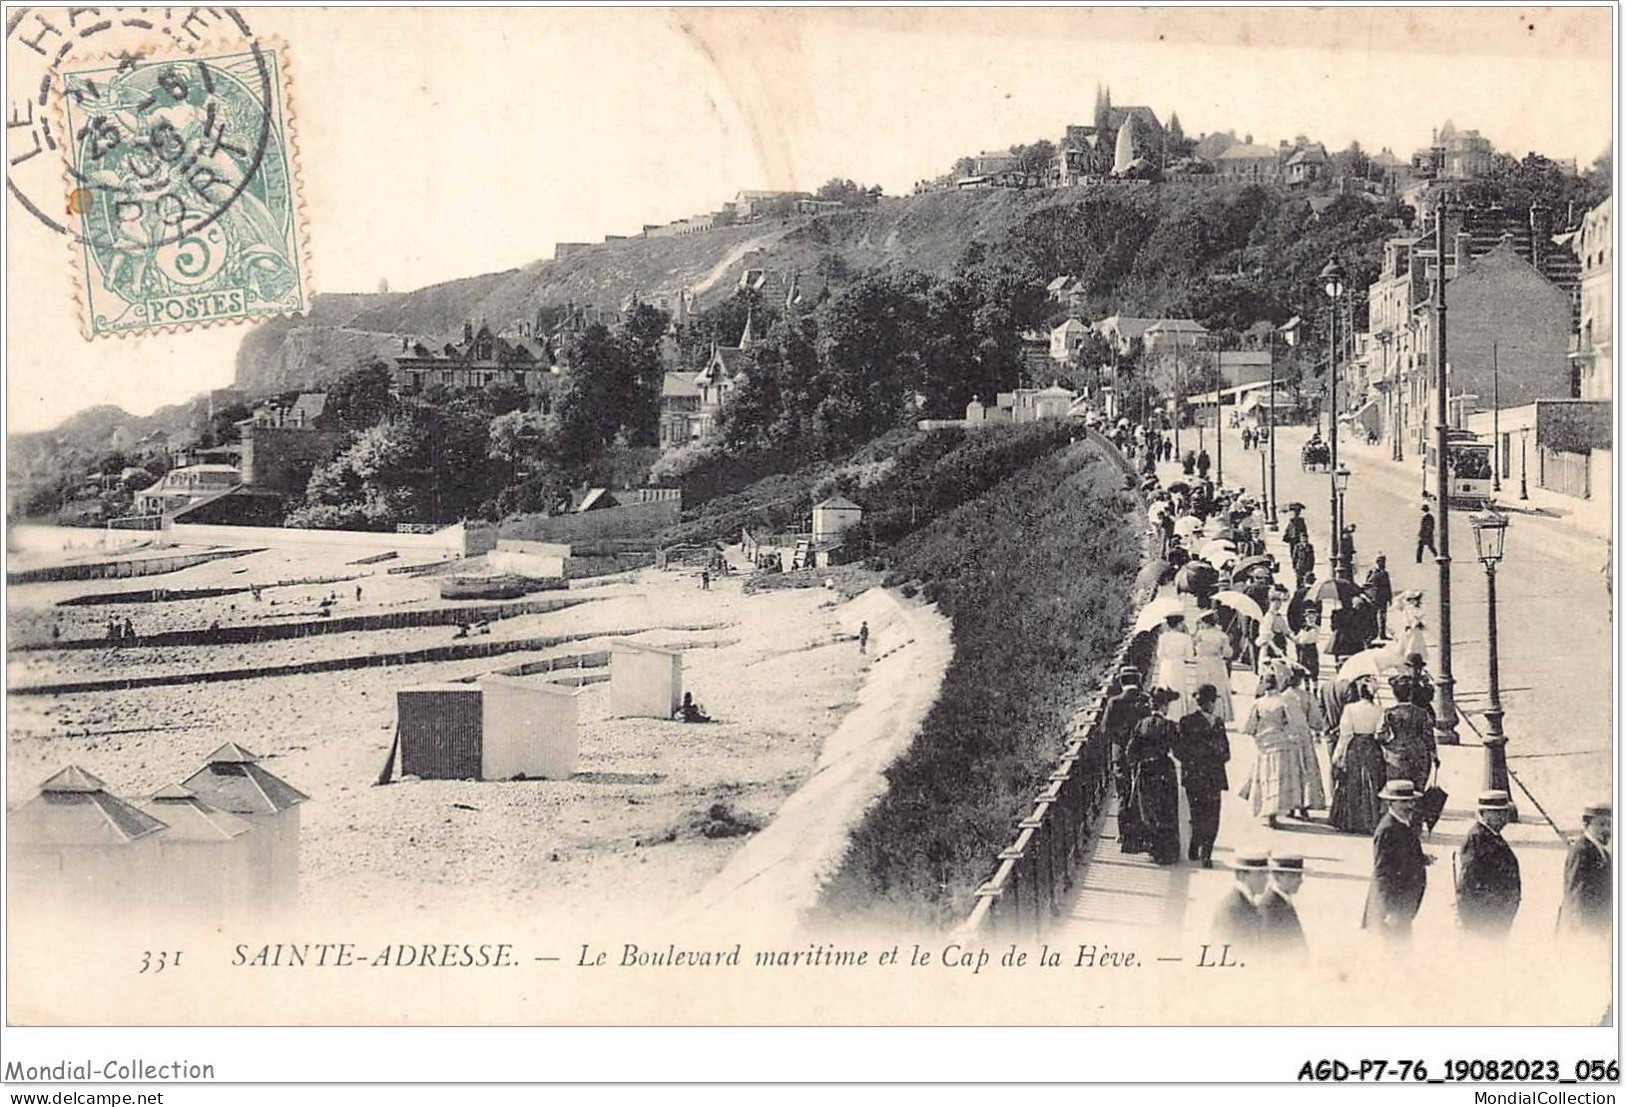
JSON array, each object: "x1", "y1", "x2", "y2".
[
  {"x1": 1432, "y1": 198, "x2": 1460, "y2": 745},
  {"x1": 1333, "y1": 464, "x2": 1352, "y2": 577},
  {"x1": 1321, "y1": 258, "x2": 1346, "y2": 573},
  {"x1": 1469, "y1": 509, "x2": 1517, "y2": 820}
]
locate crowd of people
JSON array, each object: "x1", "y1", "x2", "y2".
[{"x1": 1099, "y1": 419, "x2": 1612, "y2": 952}]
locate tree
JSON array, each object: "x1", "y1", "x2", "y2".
[
  {"x1": 815, "y1": 178, "x2": 881, "y2": 206},
  {"x1": 325, "y1": 361, "x2": 395, "y2": 431},
  {"x1": 1009, "y1": 139, "x2": 1055, "y2": 176},
  {"x1": 812, "y1": 270, "x2": 931, "y2": 451}
]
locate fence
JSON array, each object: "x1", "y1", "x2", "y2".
[
  {"x1": 959, "y1": 428, "x2": 1155, "y2": 937},
  {"x1": 1539, "y1": 447, "x2": 1592, "y2": 500}
]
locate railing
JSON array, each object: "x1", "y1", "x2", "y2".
[{"x1": 959, "y1": 429, "x2": 1157, "y2": 936}]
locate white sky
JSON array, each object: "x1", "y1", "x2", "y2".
[{"x1": 5, "y1": 6, "x2": 1614, "y2": 433}]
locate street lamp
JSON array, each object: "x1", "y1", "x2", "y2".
[
  {"x1": 1469, "y1": 509, "x2": 1517, "y2": 821},
  {"x1": 1333, "y1": 463, "x2": 1352, "y2": 577},
  {"x1": 1321, "y1": 257, "x2": 1346, "y2": 573}
]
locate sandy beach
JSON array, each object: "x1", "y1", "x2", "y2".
[{"x1": 6, "y1": 539, "x2": 952, "y2": 930}]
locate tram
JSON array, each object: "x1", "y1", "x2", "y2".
[{"x1": 1422, "y1": 428, "x2": 1495, "y2": 509}]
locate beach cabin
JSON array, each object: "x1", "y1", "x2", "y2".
[
  {"x1": 812, "y1": 496, "x2": 863, "y2": 543},
  {"x1": 182, "y1": 743, "x2": 308, "y2": 912},
  {"x1": 479, "y1": 676, "x2": 581, "y2": 780},
  {"x1": 397, "y1": 680, "x2": 582, "y2": 781},
  {"x1": 397, "y1": 684, "x2": 485, "y2": 779},
  {"x1": 8, "y1": 765, "x2": 168, "y2": 919},
  {"x1": 138, "y1": 783, "x2": 256, "y2": 925},
  {"x1": 610, "y1": 642, "x2": 683, "y2": 719}
]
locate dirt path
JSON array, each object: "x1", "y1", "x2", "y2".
[{"x1": 675, "y1": 588, "x2": 953, "y2": 937}]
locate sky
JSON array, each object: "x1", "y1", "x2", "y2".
[{"x1": 5, "y1": 6, "x2": 1614, "y2": 433}]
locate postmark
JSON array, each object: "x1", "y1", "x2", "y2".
[{"x1": 54, "y1": 38, "x2": 309, "y2": 338}]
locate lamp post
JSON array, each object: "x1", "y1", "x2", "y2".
[
  {"x1": 1333, "y1": 463, "x2": 1352, "y2": 576},
  {"x1": 1470, "y1": 509, "x2": 1517, "y2": 820},
  {"x1": 1519, "y1": 425, "x2": 1530, "y2": 500},
  {"x1": 1432, "y1": 198, "x2": 1460, "y2": 745},
  {"x1": 1321, "y1": 257, "x2": 1346, "y2": 575},
  {"x1": 1492, "y1": 342, "x2": 1501, "y2": 492}
]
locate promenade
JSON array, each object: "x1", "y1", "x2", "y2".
[{"x1": 1053, "y1": 425, "x2": 1610, "y2": 1001}]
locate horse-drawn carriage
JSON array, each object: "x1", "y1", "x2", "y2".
[{"x1": 1301, "y1": 437, "x2": 1331, "y2": 472}]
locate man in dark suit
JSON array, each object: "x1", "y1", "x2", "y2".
[
  {"x1": 1259, "y1": 853, "x2": 1307, "y2": 953},
  {"x1": 1363, "y1": 779, "x2": 1429, "y2": 938},
  {"x1": 1102, "y1": 668, "x2": 1150, "y2": 854},
  {"x1": 1455, "y1": 790, "x2": 1521, "y2": 936},
  {"x1": 1416, "y1": 504, "x2": 1437, "y2": 563},
  {"x1": 1213, "y1": 853, "x2": 1269, "y2": 947},
  {"x1": 1175, "y1": 683, "x2": 1230, "y2": 867},
  {"x1": 1364, "y1": 554, "x2": 1394, "y2": 640},
  {"x1": 1562, "y1": 802, "x2": 1612, "y2": 936},
  {"x1": 1291, "y1": 537, "x2": 1316, "y2": 590}
]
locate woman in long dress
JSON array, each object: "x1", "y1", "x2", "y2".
[
  {"x1": 1240, "y1": 672, "x2": 1310, "y2": 828},
  {"x1": 1280, "y1": 665, "x2": 1328, "y2": 817},
  {"x1": 1396, "y1": 592, "x2": 1429, "y2": 662},
  {"x1": 1190, "y1": 611, "x2": 1234, "y2": 722},
  {"x1": 1154, "y1": 612, "x2": 1195, "y2": 718},
  {"x1": 1126, "y1": 688, "x2": 1184, "y2": 865},
  {"x1": 1328, "y1": 679, "x2": 1386, "y2": 834}
]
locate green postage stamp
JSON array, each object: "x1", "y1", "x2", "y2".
[{"x1": 57, "y1": 41, "x2": 309, "y2": 338}]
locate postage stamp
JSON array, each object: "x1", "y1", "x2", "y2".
[{"x1": 55, "y1": 40, "x2": 309, "y2": 339}]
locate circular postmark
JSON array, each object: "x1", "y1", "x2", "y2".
[{"x1": 6, "y1": 6, "x2": 274, "y2": 254}]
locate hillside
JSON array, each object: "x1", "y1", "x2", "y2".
[{"x1": 231, "y1": 186, "x2": 1189, "y2": 393}]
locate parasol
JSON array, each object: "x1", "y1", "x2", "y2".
[
  {"x1": 1233, "y1": 554, "x2": 1274, "y2": 579},
  {"x1": 1173, "y1": 515, "x2": 1202, "y2": 537},
  {"x1": 1316, "y1": 577, "x2": 1360, "y2": 606},
  {"x1": 1211, "y1": 589, "x2": 1265, "y2": 624},
  {"x1": 1337, "y1": 643, "x2": 1406, "y2": 683},
  {"x1": 1175, "y1": 561, "x2": 1220, "y2": 598},
  {"x1": 1166, "y1": 481, "x2": 1191, "y2": 495},
  {"x1": 1199, "y1": 540, "x2": 1237, "y2": 562},
  {"x1": 1134, "y1": 595, "x2": 1189, "y2": 633}
]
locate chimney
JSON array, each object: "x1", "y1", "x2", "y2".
[{"x1": 1453, "y1": 231, "x2": 1474, "y2": 273}]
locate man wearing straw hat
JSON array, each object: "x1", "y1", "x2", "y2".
[
  {"x1": 1561, "y1": 802, "x2": 1612, "y2": 935},
  {"x1": 1362, "y1": 779, "x2": 1429, "y2": 938},
  {"x1": 1214, "y1": 852, "x2": 1269, "y2": 946},
  {"x1": 1455, "y1": 790, "x2": 1521, "y2": 937},
  {"x1": 1260, "y1": 853, "x2": 1307, "y2": 952}
]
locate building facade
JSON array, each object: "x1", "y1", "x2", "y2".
[
  {"x1": 392, "y1": 322, "x2": 555, "y2": 398},
  {"x1": 1571, "y1": 197, "x2": 1613, "y2": 400}
]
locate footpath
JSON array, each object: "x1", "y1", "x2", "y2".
[{"x1": 1052, "y1": 447, "x2": 1583, "y2": 967}]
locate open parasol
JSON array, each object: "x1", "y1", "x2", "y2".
[
  {"x1": 1211, "y1": 589, "x2": 1265, "y2": 624},
  {"x1": 1316, "y1": 577, "x2": 1360, "y2": 607},
  {"x1": 1337, "y1": 642, "x2": 1406, "y2": 683},
  {"x1": 1200, "y1": 540, "x2": 1237, "y2": 562},
  {"x1": 1173, "y1": 514, "x2": 1202, "y2": 537},
  {"x1": 1134, "y1": 595, "x2": 1189, "y2": 633},
  {"x1": 1175, "y1": 561, "x2": 1220, "y2": 599},
  {"x1": 1233, "y1": 554, "x2": 1274, "y2": 579}
]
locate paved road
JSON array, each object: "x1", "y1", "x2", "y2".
[
  {"x1": 1215, "y1": 422, "x2": 1612, "y2": 827},
  {"x1": 1049, "y1": 440, "x2": 1612, "y2": 1017}
]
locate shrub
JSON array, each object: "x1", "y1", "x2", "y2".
[{"x1": 815, "y1": 437, "x2": 1143, "y2": 929}]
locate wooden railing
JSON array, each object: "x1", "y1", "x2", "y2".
[{"x1": 960, "y1": 428, "x2": 1157, "y2": 937}]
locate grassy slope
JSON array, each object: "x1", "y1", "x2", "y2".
[{"x1": 816, "y1": 437, "x2": 1143, "y2": 929}]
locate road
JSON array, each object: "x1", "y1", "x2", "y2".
[{"x1": 1210, "y1": 421, "x2": 1612, "y2": 827}]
